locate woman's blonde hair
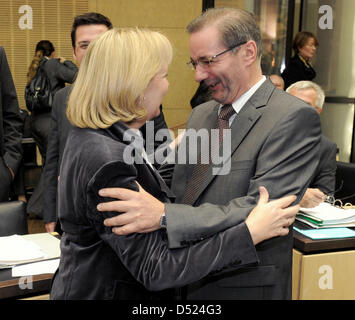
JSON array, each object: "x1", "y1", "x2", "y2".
[{"x1": 67, "y1": 27, "x2": 173, "y2": 129}]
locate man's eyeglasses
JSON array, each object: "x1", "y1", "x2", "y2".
[
  {"x1": 187, "y1": 41, "x2": 247, "y2": 70},
  {"x1": 324, "y1": 195, "x2": 355, "y2": 208},
  {"x1": 324, "y1": 181, "x2": 355, "y2": 208}
]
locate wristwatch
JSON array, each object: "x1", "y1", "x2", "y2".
[{"x1": 159, "y1": 212, "x2": 167, "y2": 229}]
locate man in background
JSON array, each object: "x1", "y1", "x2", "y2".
[
  {"x1": 0, "y1": 46, "x2": 23, "y2": 202},
  {"x1": 269, "y1": 74, "x2": 285, "y2": 90},
  {"x1": 287, "y1": 80, "x2": 337, "y2": 207}
]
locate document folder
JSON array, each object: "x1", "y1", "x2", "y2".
[
  {"x1": 296, "y1": 202, "x2": 355, "y2": 228},
  {"x1": 294, "y1": 226, "x2": 355, "y2": 240}
]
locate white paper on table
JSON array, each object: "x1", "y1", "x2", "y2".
[
  {"x1": 300, "y1": 202, "x2": 355, "y2": 223},
  {"x1": 0, "y1": 235, "x2": 46, "y2": 265},
  {"x1": 0, "y1": 233, "x2": 60, "y2": 269},
  {"x1": 12, "y1": 258, "x2": 60, "y2": 277}
]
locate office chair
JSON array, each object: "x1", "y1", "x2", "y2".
[
  {"x1": 334, "y1": 161, "x2": 355, "y2": 205},
  {"x1": 0, "y1": 201, "x2": 28, "y2": 236}
]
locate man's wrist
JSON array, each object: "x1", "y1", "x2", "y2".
[{"x1": 159, "y1": 212, "x2": 167, "y2": 229}]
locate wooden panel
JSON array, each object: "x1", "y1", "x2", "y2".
[
  {"x1": 160, "y1": 28, "x2": 199, "y2": 114},
  {"x1": 292, "y1": 249, "x2": 303, "y2": 300},
  {"x1": 0, "y1": 273, "x2": 52, "y2": 300},
  {"x1": 92, "y1": 0, "x2": 202, "y2": 28},
  {"x1": 300, "y1": 250, "x2": 355, "y2": 299},
  {"x1": 0, "y1": 0, "x2": 89, "y2": 110},
  {"x1": 21, "y1": 293, "x2": 50, "y2": 300}
]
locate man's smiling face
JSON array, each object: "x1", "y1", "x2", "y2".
[{"x1": 189, "y1": 25, "x2": 247, "y2": 105}]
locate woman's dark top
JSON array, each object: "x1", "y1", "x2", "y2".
[{"x1": 281, "y1": 54, "x2": 316, "y2": 89}]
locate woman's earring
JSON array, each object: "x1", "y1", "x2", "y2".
[{"x1": 140, "y1": 96, "x2": 146, "y2": 106}]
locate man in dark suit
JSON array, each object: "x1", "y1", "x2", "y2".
[
  {"x1": 98, "y1": 8, "x2": 321, "y2": 299},
  {"x1": 0, "y1": 46, "x2": 23, "y2": 202},
  {"x1": 286, "y1": 80, "x2": 337, "y2": 207}
]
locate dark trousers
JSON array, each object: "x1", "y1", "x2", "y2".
[
  {"x1": 0, "y1": 157, "x2": 12, "y2": 202},
  {"x1": 30, "y1": 111, "x2": 51, "y2": 162},
  {"x1": 27, "y1": 111, "x2": 51, "y2": 218}
]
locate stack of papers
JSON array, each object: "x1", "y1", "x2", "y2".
[
  {"x1": 12, "y1": 259, "x2": 60, "y2": 277},
  {"x1": 0, "y1": 233, "x2": 60, "y2": 272},
  {"x1": 296, "y1": 202, "x2": 355, "y2": 228},
  {"x1": 0, "y1": 235, "x2": 47, "y2": 268}
]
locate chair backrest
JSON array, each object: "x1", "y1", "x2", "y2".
[
  {"x1": 335, "y1": 161, "x2": 355, "y2": 205},
  {"x1": 0, "y1": 201, "x2": 28, "y2": 236}
]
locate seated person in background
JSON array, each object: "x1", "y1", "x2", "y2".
[
  {"x1": 286, "y1": 80, "x2": 337, "y2": 207},
  {"x1": 269, "y1": 74, "x2": 284, "y2": 90},
  {"x1": 50, "y1": 27, "x2": 299, "y2": 300}
]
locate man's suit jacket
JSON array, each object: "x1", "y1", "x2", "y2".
[
  {"x1": 0, "y1": 46, "x2": 23, "y2": 200},
  {"x1": 310, "y1": 135, "x2": 337, "y2": 194},
  {"x1": 50, "y1": 121, "x2": 259, "y2": 300},
  {"x1": 43, "y1": 86, "x2": 72, "y2": 223},
  {"x1": 164, "y1": 79, "x2": 321, "y2": 299}
]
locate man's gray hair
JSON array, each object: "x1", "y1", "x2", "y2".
[
  {"x1": 286, "y1": 80, "x2": 325, "y2": 110},
  {"x1": 186, "y1": 7, "x2": 262, "y2": 57}
]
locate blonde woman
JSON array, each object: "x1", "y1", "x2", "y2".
[{"x1": 50, "y1": 28, "x2": 298, "y2": 300}]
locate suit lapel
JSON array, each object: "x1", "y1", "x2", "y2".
[
  {"x1": 188, "y1": 79, "x2": 275, "y2": 204},
  {"x1": 144, "y1": 159, "x2": 176, "y2": 201},
  {"x1": 105, "y1": 121, "x2": 175, "y2": 201}
]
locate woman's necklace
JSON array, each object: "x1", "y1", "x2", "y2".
[{"x1": 298, "y1": 54, "x2": 312, "y2": 68}]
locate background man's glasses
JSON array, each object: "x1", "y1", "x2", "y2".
[
  {"x1": 187, "y1": 41, "x2": 247, "y2": 70},
  {"x1": 324, "y1": 181, "x2": 355, "y2": 208}
]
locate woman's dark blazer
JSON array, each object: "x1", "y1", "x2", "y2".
[
  {"x1": 281, "y1": 55, "x2": 316, "y2": 89},
  {"x1": 50, "y1": 121, "x2": 259, "y2": 300}
]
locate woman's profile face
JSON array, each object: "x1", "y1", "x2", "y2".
[
  {"x1": 142, "y1": 64, "x2": 169, "y2": 120},
  {"x1": 298, "y1": 37, "x2": 317, "y2": 60}
]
